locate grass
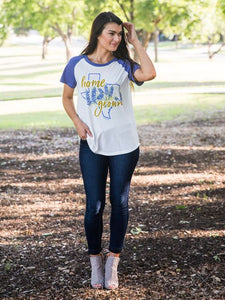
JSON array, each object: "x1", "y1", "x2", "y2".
[
  {"x1": 134, "y1": 94, "x2": 225, "y2": 125},
  {"x1": 0, "y1": 88, "x2": 62, "y2": 101},
  {"x1": 0, "y1": 111, "x2": 72, "y2": 129},
  {"x1": 136, "y1": 81, "x2": 225, "y2": 91},
  {"x1": 0, "y1": 40, "x2": 225, "y2": 129},
  {"x1": 0, "y1": 94, "x2": 224, "y2": 129},
  {"x1": 0, "y1": 81, "x2": 224, "y2": 101}
]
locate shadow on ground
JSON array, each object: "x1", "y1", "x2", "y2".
[{"x1": 0, "y1": 117, "x2": 224, "y2": 299}]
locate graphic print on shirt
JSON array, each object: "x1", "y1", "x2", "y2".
[{"x1": 81, "y1": 73, "x2": 123, "y2": 119}]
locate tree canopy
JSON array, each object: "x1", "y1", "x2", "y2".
[{"x1": 0, "y1": 0, "x2": 224, "y2": 60}]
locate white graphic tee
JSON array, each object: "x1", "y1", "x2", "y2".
[{"x1": 60, "y1": 55, "x2": 143, "y2": 155}]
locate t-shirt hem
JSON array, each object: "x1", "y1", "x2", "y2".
[{"x1": 89, "y1": 143, "x2": 140, "y2": 156}]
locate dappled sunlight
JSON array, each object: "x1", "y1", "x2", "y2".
[
  {"x1": 132, "y1": 172, "x2": 223, "y2": 185},
  {"x1": 9, "y1": 177, "x2": 83, "y2": 190},
  {"x1": 127, "y1": 229, "x2": 225, "y2": 241},
  {"x1": 0, "y1": 151, "x2": 77, "y2": 160},
  {"x1": 0, "y1": 121, "x2": 224, "y2": 298},
  {"x1": 141, "y1": 145, "x2": 225, "y2": 151}
]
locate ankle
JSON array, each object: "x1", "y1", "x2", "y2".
[
  {"x1": 108, "y1": 252, "x2": 120, "y2": 258},
  {"x1": 90, "y1": 253, "x2": 102, "y2": 257}
]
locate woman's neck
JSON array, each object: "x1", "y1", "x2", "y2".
[{"x1": 88, "y1": 49, "x2": 114, "y2": 64}]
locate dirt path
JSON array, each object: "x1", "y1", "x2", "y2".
[{"x1": 0, "y1": 115, "x2": 224, "y2": 299}]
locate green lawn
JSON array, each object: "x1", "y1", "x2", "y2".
[
  {"x1": 0, "y1": 41, "x2": 224, "y2": 129},
  {"x1": 0, "y1": 94, "x2": 224, "y2": 129},
  {"x1": 134, "y1": 94, "x2": 224, "y2": 125},
  {"x1": 0, "y1": 88, "x2": 62, "y2": 101}
]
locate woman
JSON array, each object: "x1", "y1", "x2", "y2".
[{"x1": 60, "y1": 11, "x2": 156, "y2": 289}]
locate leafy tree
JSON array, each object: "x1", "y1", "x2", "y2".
[
  {"x1": 203, "y1": 0, "x2": 225, "y2": 59},
  {"x1": 1, "y1": 0, "x2": 224, "y2": 61},
  {"x1": 175, "y1": 0, "x2": 225, "y2": 58},
  {"x1": 135, "y1": 0, "x2": 205, "y2": 62},
  {"x1": 82, "y1": 0, "x2": 201, "y2": 62},
  {"x1": 0, "y1": 4, "x2": 8, "y2": 46},
  {"x1": 0, "y1": 0, "x2": 84, "y2": 60}
]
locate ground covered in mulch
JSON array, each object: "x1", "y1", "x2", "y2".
[{"x1": 0, "y1": 114, "x2": 225, "y2": 299}]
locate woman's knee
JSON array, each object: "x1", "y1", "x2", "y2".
[{"x1": 86, "y1": 199, "x2": 105, "y2": 216}]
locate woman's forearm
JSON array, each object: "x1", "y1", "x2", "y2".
[
  {"x1": 123, "y1": 22, "x2": 156, "y2": 82},
  {"x1": 62, "y1": 95, "x2": 81, "y2": 127},
  {"x1": 62, "y1": 92, "x2": 92, "y2": 139},
  {"x1": 133, "y1": 39, "x2": 156, "y2": 81}
]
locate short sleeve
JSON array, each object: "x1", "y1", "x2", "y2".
[
  {"x1": 60, "y1": 56, "x2": 81, "y2": 88},
  {"x1": 131, "y1": 64, "x2": 143, "y2": 86},
  {"x1": 118, "y1": 59, "x2": 143, "y2": 86}
]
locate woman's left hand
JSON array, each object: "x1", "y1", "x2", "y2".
[{"x1": 123, "y1": 22, "x2": 138, "y2": 45}]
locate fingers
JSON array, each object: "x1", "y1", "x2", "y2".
[
  {"x1": 123, "y1": 22, "x2": 135, "y2": 31},
  {"x1": 83, "y1": 125, "x2": 92, "y2": 139},
  {"x1": 80, "y1": 131, "x2": 87, "y2": 140},
  {"x1": 78, "y1": 124, "x2": 92, "y2": 140},
  {"x1": 86, "y1": 127, "x2": 93, "y2": 137},
  {"x1": 123, "y1": 22, "x2": 137, "y2": 44}
]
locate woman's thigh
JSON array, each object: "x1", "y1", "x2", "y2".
[
  {"x1": 109, "y1": 147, "x2": 139, "y2": 204},
  {"x1": 79, "y1": 140, "x2": 108, "y2": 208}
]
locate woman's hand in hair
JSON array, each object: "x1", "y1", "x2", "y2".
[
  {"x1": 123, "y1": 22, "x2": 138, "y2": 45},
  {"x1": 123, "y1": 23, "x2": 156, "y2": 82}
]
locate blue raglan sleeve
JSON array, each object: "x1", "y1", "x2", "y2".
[
  {"x1": 119, "y1": 60, "x2": 144, "y2": 86},
  {"x1": 60, "y1": 57, "x2": 78, "y2": 88},
  {"x1": 131, "y1": 63, "x2": 143, "y2": 86}
]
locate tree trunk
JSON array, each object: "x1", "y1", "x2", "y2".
[
  {"x1": 42, "y1": 36, "x2": 55, "y2": 59},
  {"x1": 63, "y1": 36, "x2": 73, "y2": 61},
  {"x1": 154, "y1": 29, "x2": 159, "y2": 62},
  {"x1": 174, "y1": 34, "x2": 179, "y2": 49},
  {"x1": 51, "y1": 22, "x2": 74, "y2": 61},
  {"x1": 208, "y1": 36, "x2": 225, "y2": 59},
  {"x1": 130, "y1": 0, "x2": 134, "y2": 22},
  {"x1": 42, "y1": 36, "x2": 49, "y2": 59},
  {"x1": 140, "y1": 30, "x2": 151, "y2": 50},
  {"x1": 133, "y1": 30, "x2": 151, "y2": 62}
]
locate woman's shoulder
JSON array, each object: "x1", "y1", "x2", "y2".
[
  {"x1": 68, "y1": 54, "x2": 86, "y2": 65},
  {"x1": 115, "y1": 58, "x2": 134, "y2": 71},
  {"x1": 116, "y1": 57, "x2": 129, "y2": 64}
]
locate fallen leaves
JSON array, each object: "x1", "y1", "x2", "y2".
[{"x1": 0, "y1": 119, "x2": 225, "y2": 299}]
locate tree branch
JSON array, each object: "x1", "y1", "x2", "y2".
[
  {"x1": 210, "y1": 42, "x2": 225, "y2": 58},
  {"x1": 50, "y1": 23, "x2": 66, "y2": 40},
  {"x1": 115, "y1": 0, "x2": 130, "y2": 21},
  {"x1": 208, "y1": 35, "x2": 225, "y2": 59}
]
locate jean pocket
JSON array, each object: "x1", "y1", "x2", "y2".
[{"x1": 80, "y1": 139, "x2": 88, "y2": 145}]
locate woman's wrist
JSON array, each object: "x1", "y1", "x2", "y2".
[
  {"x1": 131, "y1": 38, "x2": 142, "y2": 50},
  {"x1": 72, "y1": 114, "x2": 81, "y2": 127}
]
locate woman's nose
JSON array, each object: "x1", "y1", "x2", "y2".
[{"x1": 114, "y1": 34, "x2": 121, "y2": 42}]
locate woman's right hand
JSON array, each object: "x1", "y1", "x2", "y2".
[
  {"x1": 62, "y1": 84, "x2": 93, "y2": 140},
  {"x1": 75, "y1": 118, "x2": 93, "y2": 140}
]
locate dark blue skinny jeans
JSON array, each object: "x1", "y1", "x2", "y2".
[{"x1": 79, "y1": 140, "x2": 139, "y2": 255}]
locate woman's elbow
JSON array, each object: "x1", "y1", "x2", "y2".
[{"x1": 144, "y1": 71, "x2": 156, "y2": 81}]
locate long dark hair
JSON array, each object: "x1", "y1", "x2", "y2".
[{"x1": 81, "y1": 12, "x2": 137, "y2": 74}]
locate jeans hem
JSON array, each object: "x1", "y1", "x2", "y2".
[
  {"x1": 88, "y1": 248, "x2": 102, "y2": 255},
  {"x1": 108, "y1": 247, "x2": 122, "y2": 254}
]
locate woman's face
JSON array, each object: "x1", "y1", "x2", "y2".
[{"x1": 97, "y1": 22, "x2": 123, "y2": 52}]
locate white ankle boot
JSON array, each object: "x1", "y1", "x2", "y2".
[
  {"x1": 104, "y1": 255, "x2": 120, "y2": 289},
  {"x1": 90, "y1": 254, "x2": 104, "y2": 289}
]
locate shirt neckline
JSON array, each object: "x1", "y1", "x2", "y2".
[{"x1": 84, "y1": 55, "x2": 117, "y2": 67}]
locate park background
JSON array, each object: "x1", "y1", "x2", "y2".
[{"x1": 0, "y1": 0, "x2": 225, "y2": 299}]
